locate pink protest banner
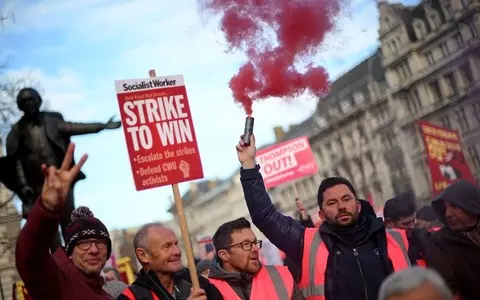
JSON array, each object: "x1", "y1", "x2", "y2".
[{"x1": 256, "y1": 136, "x2": 318, "y2": 189}]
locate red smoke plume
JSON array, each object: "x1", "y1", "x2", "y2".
[{"x1": 202, "y1": 0, "x2": 342, "y2": 115}]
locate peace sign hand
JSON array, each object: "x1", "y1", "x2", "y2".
[{"x1": 41, "y1": 143, "x2": 88, "y2": 212}]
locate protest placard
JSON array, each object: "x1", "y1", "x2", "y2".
[
  {"x1": 417, "y1": 121, "x2": 475, "y2": 195},
  {"x1": 115, "y1": 75, "x2": 204, "y2": 191},
  {"x1": 256, "y1": 136, "x2": 318, "y2": 189}
]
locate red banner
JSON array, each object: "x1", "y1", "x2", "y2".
[
  {"x1": 418, "y1": 121, "x2": 476, "y2": 195},
  {"x1": 256, "y1": 136, "x2": 318, "y2": 189},
  {"x1": 115, "y1": 75, "x2": 204, "y2": 191}
]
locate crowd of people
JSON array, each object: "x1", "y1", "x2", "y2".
[{"x1": 14, "y1": 133, "x2": 480, "y2": 299}]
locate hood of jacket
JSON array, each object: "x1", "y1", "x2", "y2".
[{"x1": 432, "y1": 179, "x2": 480, "y2": 225}]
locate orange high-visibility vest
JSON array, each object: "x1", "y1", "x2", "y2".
[
  {"x1": 121, "y1": 286, "x2": 160, "y2": 300},
  {"x1": 209, "y1": 265, "x2": 294, "y2": 300},
  {"x1": 298, "y1": 227, "x2": 411, "y2": 299}
]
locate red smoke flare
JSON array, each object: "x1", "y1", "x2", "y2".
[{"x1": 201, "y1": 0, "x2": 342, "y2": 115}]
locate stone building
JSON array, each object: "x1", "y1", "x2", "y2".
[
  {"x1": 271, "y1": 0, "x2": 480, "y2": 212},
  {"x1": 0, "y1": 142, "x2": 22, "y2": 300},
  {"x1": 377, "y1": 0, "x2": 480, "y2": 202}
]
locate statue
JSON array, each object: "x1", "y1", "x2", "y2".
[{"x1": 0, "y1": 87, "x2": 121, "y2": 247}]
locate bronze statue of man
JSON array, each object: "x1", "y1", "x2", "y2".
[{"x1": 0, "y1": 87, "x2": 121, "y2": 244}]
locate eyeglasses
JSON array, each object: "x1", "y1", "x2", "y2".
[
  {"x1": 76, "y1": 239, "x2": 108, "y2": 251},
  {"x1": 228, "y1": 240, "x2": 262, "y2": 251}
]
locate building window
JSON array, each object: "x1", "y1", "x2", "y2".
[
  {"x1": 340, "y1": 100, "x2": 352, "y2": 113},
  {"x1": 444, "y1": 72, "x2": 458, "y2": 95},
  {"x1": 398, "y1": 60, "x2": 412, "y2": 81},
  {"x1": 353, "y1": 91, "x2": 365, "y2": 104},
  {"x1": 467, "y1": 145, "x2": 480, "y2": 171},
  {"x1": 440, "y1": 115, "x2": 451, "y2": 128},
  {"x1": 429, "y1": 80, "x2": 442, "y2": 101},
  {"x1": 391, "y1": 39, "x2": 398, "y2": 52},
  {"x1": 425, "y1": 51, "x2": 435, "y2": 65},
  {"x1": 455, "y1": 34, "x2": 464, "y2": 48},
  {"x1": 472, "y1": 101, "x2": 480, "y2": 125},
  {"x1": 415, "y1": 22, "x2": 427, "y2": 39},
  {"x1": 440, "y1": 43, "x2": 449, "y2": 57},
  {"x1": 431, "y1": 13, "x2": 441, "y2": 29},
  {"x1": 444, "y1": 4, "x2": 454, "y2": 19},
  {"x1": 455, "y1": 107, "x2": 470, "y2": 131},
  {"x1": 315, "y1": 116, "x2": 327, "y2": 128},
  {"x1": 469, "y1": 21, "x2": 478, "y2": 38},
  {"x1": 459, "y1": 63, "x2": 474, "y2": 86},
  {"x1": 405, "y1": 91, "x2": 422, "y2": 114},
  {"x1": 382, "y1": 131, "x2": 396, "y2": 149}
]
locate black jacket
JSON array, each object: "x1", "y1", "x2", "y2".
[
  {"x1": 240, "y1": 166, "x2": 397, "y2": 300},
  {"x1": 117, "y1": 268, "x2": 223, "y2": 300},
  {"x1": 208, "y1": 256, "x2": 305, "y2": 299},
  {"x1": 427, "y1": 180, "x2": 480, "y2": 300}
]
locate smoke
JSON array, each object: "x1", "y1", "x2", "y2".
[{"x1": 200, "y1": 0, "x2": 344, "y2": 115}]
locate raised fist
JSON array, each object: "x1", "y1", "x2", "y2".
[
  {"x1": 179, "y1": 160, "x2": 190, "y2": 178},
  {"x1": 236, "y1": 134, "x2": 256, "y2": 169}
]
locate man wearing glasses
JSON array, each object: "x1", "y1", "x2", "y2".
[
  {"x1": 208, "y1": 217, "x2": 305, "y2": 299},
  {"x1": 15, "y1": 143, "x2": 113, "y2": 299}
]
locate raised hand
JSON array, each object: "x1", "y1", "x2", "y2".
[
  {"x1": 236, "y1": 134, "x2": 256, "y2": 169},
  {"x1": 187, "y1": 288, "x2": 207, "y2": 300},
  {"x1": 41, "y1": 143, "x2": 88, "y2": 212}
]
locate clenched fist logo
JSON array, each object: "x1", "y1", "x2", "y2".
[{"x1": 179, "y1": 160, "x2": 190, "y2": 178}]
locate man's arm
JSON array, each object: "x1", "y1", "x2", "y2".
[
  {"x1": 425, "y1": 237, "x2": 460, "y2": 294},
  {"x1": 241, "y1": 165, "x2": 305, "y2": 264},
  {"x1": 15, "y1": 198, "x2": 62, "y2": 299},
  {"x1": 59, "y1": 121, "x2": 106, "y2": 136}
]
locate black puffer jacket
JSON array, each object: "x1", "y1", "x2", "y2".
[
  {"x1": 117, "y1": 268, "x2": 223, "y2": 300},
  {"x1": 240, "y1": 166, "x2": 398, "y2": 300},
  {"x1": 208, "y1": 257, "x2": 305, "y2": 299},
  {"x1": 427, "y1": 179, "x2": 480, "y2": 300}
]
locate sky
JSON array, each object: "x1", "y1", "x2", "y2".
[{"x1": 1, "y1": 0, "x2": 391, "y2": 230}]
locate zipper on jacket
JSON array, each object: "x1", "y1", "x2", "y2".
[{"x1": 353, "y1": 248, "x2": 369, "y2": 300}]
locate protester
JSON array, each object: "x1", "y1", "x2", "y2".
[
  {"x1": 383, "y1": 194, "x2": 417, "y2": 229},
  {"x1": 208, "y1": 217, "x2": 304, "y2": 299},
  {"x1": 415, "y1": 205, "x2": 441, "y2": 231},
  {"x1": 378, "y1": 267, "x2": 453, "y2": 300},
  {"x1": 103, "y1": 267, "x2": 123, "y2": 281},
  {"x1": 15, "y1": 143, "x2": 113, "y2": 300},
  {"x1": 196, "y1": 259, "x2": 211, "y2": 278},
  {"x1": 118, "y1": 222, "x2": 222, "y2": 300},
  {"x1": 296, "y1": 198, "x2": 316, "y2": 227},
  {"x1": 427, "y1": 179, "x2": 480, "y2": 299},
  {"x1": 235, "y1": 134, "x2": 411, "y2": 300},
  {"x1": 103, "y1": 280, "x2": 129, "y2": 299}
]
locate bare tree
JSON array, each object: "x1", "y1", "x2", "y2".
[{"x1": 0, "y1": 7, "x2": 44, "y2": 214}]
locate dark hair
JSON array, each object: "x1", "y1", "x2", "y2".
[
  {"x1": 213, "y1": 217, "x2": 251, "y2": 251},
  {"x1": 383, "y1": 194, "x2": 416, "y2": 221},
  {"x1": 416, "y1": 205, "x2": 437, "y2": 222},
  {"x1": 317, "y1": 177, "x2": 357, "y2": 207}
]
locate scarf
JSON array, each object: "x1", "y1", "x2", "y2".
[{"x1": 463, "y1": 219, "x2": 480, "y2": 247}]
